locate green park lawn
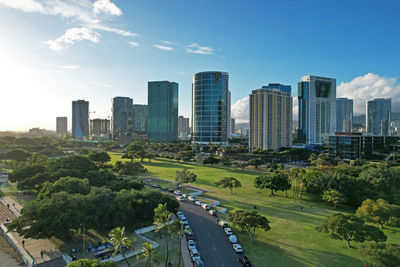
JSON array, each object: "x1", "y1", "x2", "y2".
[{"x1": 109, "y1": 152, "x2": 400, "y2": 267}]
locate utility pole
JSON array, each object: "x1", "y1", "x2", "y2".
[{"x1": 81, "y1": 223, "x2": 85, "y2": 258}]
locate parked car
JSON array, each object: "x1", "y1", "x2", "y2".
[
  {"x1": 179, "y1": 215, "x2": 186, "y2": 221},
  {"x1": 174, "y1": 190, "x2": 182, "y2": 196},
  {"x1": 184, "y1": 225, "x2": 191, "y2": 231},
  {"x1": 153, "y1": 183, "x2": 160, "y2": 188},
  {"x1": 217, "y1": 219, "x2": 228, "y2": 228},
  {"x1": 191, "y1": 255, "x2": 201, "y2": 263},
  {"x1": 201, "y1": 204, "x2": 210, "y2": 210},
  {"x1": 187, "y1": 240, "x2": 196, "y2": 250},
  {"x1": 168, "y1": 188, "x2": 174, "y2": 193},
  {"x1": 190, "y1": 248, "x2": 200, "y2": 258},
  {"x1": 224, "y1": 227, "x2": 233, "y2": 235},
  {"x1": 228, "y1": 234, "x2": 237, "y2": 243},
  {"x1": 182, "y1": 220, "x2": 189, "y2": 225},
  {"x1": 188, "y1": 196, "x2": 196, "y2": 202},
  {"x1": 195, "y1": 200, "x2": 203, "y2": 206},
  {"x1": 233, "y1": 244, "x2": 243, "y2": 253},
  {"x1": 209, "y1": 209, "x2": 217, "y2": 216},
  {"x1": 161, "y1": 186, "x2": 167, "y2": 191},
  {"x1": 183, "y1": 193, "x2": 189, "y2": 198},
  {"x1": 177, "y1": 211, "x2": 183, "y2": 217},
  {"x1": 194, "y1": 258, "x2": 205, "y2": 267},
  {"x1": 176, "y1": 196, "x2": 184, "y2": 201},
  {"x1": 185, "y1": 232, "x2": 195, "y2": 241},
  {"x1": 238, "y1": 255, "x2": 253, "y2": 267}
]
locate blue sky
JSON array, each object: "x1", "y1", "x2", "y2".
[{"x1": 0, "y1": 0, "x2": 399, "y2": 130}]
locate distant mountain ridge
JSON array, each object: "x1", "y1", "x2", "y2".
[{"x1": 354, "y1": 112, "x2": 400, "y2": 124}]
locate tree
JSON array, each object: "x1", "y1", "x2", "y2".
[
  {"x1": 88, "y1": 151, "x2": 111, "y2": 166},
  {"x1": 254, "y1": 172, "x2": 290, "y2": 196},
  {"x1": 215, "y1": 177, "x2": 242, "y2": 195},
  {"x1": 108, "y1": 226, "x2": 135, "y2": 267},
  {"x1": 38, "y1": 177, "x2": 90, "y2": 200},
  {"x1": 115, "y1": 161, "x2": 147, "y2": 176},
  {"x1": 317, "y1": 213, "x2": 387, "y2": 248},
  {"x1": 229, "y1": 210, "x2": 270, "y2": 241},
  {"x1": 359, "y1": 242, "x2": 400, "y2": 267},
  {"x1": 67, "y1": 259, "x2": 116, "y2": 267},
  {"x1": 322, "y1": 189, "x2": 348, "y2": 209},
  {"x1": 356, "y1": 199, "x2": 392, "y2": 229},
  {"x1": 202, "y1": 156, "x2": 220, "y2": 165},
  {"x1": 153, "y1": 203, "x2": 172, "y2": 266},
  {"x1": 168, "y1": 220, "x2": 183, "y2": 267},
  {"x1": 138, "y1": 242, "x2": 159, "y2": 267},
  {"x1": 26, "y1": 153, "x2": 48, "y2": 166},
  {"x1": 248, "y1": 158, "x2": 263, "y2": 168},
  {"x1": 175, "y1": 169, "x2": 197, "y2": 188},
  {"x1": 121, "y1": 151, "x2": 136, "y2": 162},
  {"x1": 4, "y1": 149, "x2": 31, "y2": 162}
]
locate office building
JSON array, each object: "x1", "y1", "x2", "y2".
[
  {"x1": 56, "y1": 117, "x2": 68, "y2": 136},
  {"x1": 336, "y1": 98, "x2": 353, "y2": 132},
  {"x1": 366, "y1": 98, "x2": 391, "y2": 136},
  {"x1": 72, "y1": 100, "x2": 89, "y2": 138},
  {"x1": 249, "y1": 84, "x2": 293, "y2": 152},
  {"x1": 298, "y1": 75, "x2": 336, "y2": 144},
  {"x1": 178, "y1": 116, "x2": 190, "y2": 139},
  {"x1": 90, "y1": 119, "x2": 110, "y2": 135},
  {"x1": 329, "y1": 132, "x2": 399, "y2": 159},
  {"x1": 147, "y1": 81, "x2": 178, "y2": 141},
  {"x1": 112, "y1": 97, "x2": 134, "y2": 138},
  {"x1": 132, "y1": 104, "x2": 148, "y2": 133},
  {"x1": 230, "y1": 117, "x2": 235, "y2": 134},
  {"x1": 192, "y1": 71, "x2": 230, "y2": 144}
]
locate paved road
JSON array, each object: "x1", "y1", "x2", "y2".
[{"x1": 179, "y1": 201, "x2": 241, "y2": 267}]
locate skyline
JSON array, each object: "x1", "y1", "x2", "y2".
[{"x1": 1, "y1": 0, "x2": 400, "y2": 131}]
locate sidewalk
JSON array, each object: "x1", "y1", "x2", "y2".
[
  {"x1": 181, "y1": 236, "x2": 193, "y2": 267},
  {"x1": 1, "y1": 196, "x2": 65, "y2": 266}
]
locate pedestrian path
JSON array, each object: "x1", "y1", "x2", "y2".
[
  {"x1": 0, "y1": 196, "x2": 66, "y2": 266},
  {"x1": 181, "y1": 236, "x2": 193, "y2": 267}
]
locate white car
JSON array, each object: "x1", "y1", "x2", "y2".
[
  {"x1": 174, "y1": 190, "x2": 182, "y2": 196},
  {"x1": 195, "y1": 200, "x2": 203, "y2": 206},
  {"x1": 190, "y1": 248, "x2": 200, "y2": 257},
  {"x1": 182, "y1": 220, "x2": 189, "y2": 225},
  {"x1": 217, "y1": 219, "x2": 228, "y2": 228},
  {"x1": 183, "y1": 193, "x2": 189, "y2": 198},
  {"x1": 176, "y1": 196, "x2": 184, "y2": 201},
  {"x1": 187, "y1": 240, "x2": 196, "y2": 250},
  {"x1": 179, "y1": 215, "x2": 186, "y2": 220},
  {"x1": 188, "y1": 196, "x2": 196, "y2": 202},
  {"x1": 232, "y1": 244, "x2": 243, "y2": 253},
  {"x1": 224, "y1": 227, "x2": 233, "y2": 235},
  {"x1": 228, "y1": 234, "x2": 237, "y2": 243},
  {"x1": 177, "y1": 211, "x2": 183, "y2": 217},
  {"x1": 184, "y1": 225, "x2": 191, "y2": 231}
]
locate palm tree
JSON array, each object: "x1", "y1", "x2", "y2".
[
  {"x1": 108, "y1": 226, "x2": 135, "y2": 267},
  {"x1": 169, "y1": 220, "x2": 183, "y2": 267},
  {"x1": 153, "y1": 203, "x2": 172, "y2": 267},
  {"x1": 138, "y1": 242, "x2": 159, "y2": 267}
]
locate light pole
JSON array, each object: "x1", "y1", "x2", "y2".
[{"x1": 80, "y1": 223, "x2": 85, "y2": 258}]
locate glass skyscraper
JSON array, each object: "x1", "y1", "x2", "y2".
[
  {"x1": 132, "y1": 104, "x2": 148, "y2": 133},
  {"x1": 249, "y1": 84, "x2": 293, "y2": 152},
  {"x1": 298, "y1": 75, "x2": 336, "y2": 144},
  {"x1": 112, "y1": 97, "x2": 134, "y2": 138},
  {"x1": 336, "y1": 98, "x2": 353, "y2": 133},
  {"x1": 147, "y1": 81, "x2": 178, "y2": 141},
  {"x1": 56, "y1": 116, "x2": 68, "y2": 136},
  {"x1": 366, "y1": 98, "x2": 391, "y2": 136},
  {"x1": 72, "y1": 100, "x2": 89, "y2": 138},
  {"x1": 192, "y1": 71, "x2": 230, "y2": 144}
]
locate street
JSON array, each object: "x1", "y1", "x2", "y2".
[{"x1": 179, "y1": 200, "x2": 241, "y2": 267}]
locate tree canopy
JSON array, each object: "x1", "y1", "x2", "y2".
[
  {"x1": 229, "y1": 210, "x2": 270, "y2": 241},
  {"x1": 215, "y1": 177, "x2": 242, "y2": 194},
  {"x1": 356, "y1": 199, "x2": 392, "y2": 229},
  {"x1": 359, "y1": 242, "x2": 400, "y2": 267},
  {"x1": 254, "y1": 172, "x2": 290, "y2": 196},
  {"x1": 175, "y1": 169, "x2": 197, "y2": 188}
]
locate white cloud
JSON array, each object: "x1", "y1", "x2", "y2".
[
  {"x1": 185, "y1": 43, "x2": 214, "y2": 55},
  {"x1": 45, "y1": 27, "x2": 100, "y2": 51},
  {"x1": 178, "y1": 71, "x2": 186, "y2": 75},
  {"x1": 0, "y1": 0, "x2": 44, "y2": 13},
  {"x1": 338, "y1": 73, "x2": 400, "y2": 114},
  {"x1": 93, "y1": 0, "x2": 122, "y2": 16},
  {"x1": 231, "y1": 96, "x2": 249, "y2": 123},
  {"x1": 128, "y1": 41, "x2": 139, "y2": 47},
  {"x1": 154, "y1": 44, "x2": 174, "y2": 51},
  {"x1": 161, "y1": 40, "x2": 178, "y2": 45},
  {"x1": 0, "y1": 0, "x2": 136, "y2": 50},
  {"x1": 61, "y1": 65, "x2": 80, "y2": 70}
]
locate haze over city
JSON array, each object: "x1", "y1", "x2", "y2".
[{"x1": 1, "y1": 0, "x2": 399, "y2": 131}]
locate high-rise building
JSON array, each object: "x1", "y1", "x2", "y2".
[
  {"x1": 230, "y1": 117, "x2": 235, "y2": 134},
  {"x1": 112, "y1": 97, "x2": 134, "y2": 138},
  {"x1": 90, "y1": 119, "x2": 110, "y2": 136},
  {"x1": 192, "y1": 71, "x2": 230, "y2": 144},
  {"x1": 178, "y1": 116, "x2": 190, "y2": 139},
  {"x1": 366, "y1": 98, "x2": 391, "y2": 136},
  {"x1": 298, "y1": 75, "x2": 336, "y2": 144},
  {"x1": 336, "y1": 98, "x2": 353, "y2": 133},
  {"x1": 249, "y1": 84, "x2": 293, "y2": 152},
  {"x1": 56, "y1": 117, "x2": 68, "y2": 136},
  {"x1": 132, "y1": 104, "x2": 148, "y2": 133},
  {"x1": 147, "y1": 81, "x2": 178, "y2": 141},
  {"x1": 72, "y1": 100, "x2": 89, "y2": 138}
]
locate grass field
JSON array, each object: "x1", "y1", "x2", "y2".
[{"x1": 109, "y1": 152, "x2": 400, "y2": 267}]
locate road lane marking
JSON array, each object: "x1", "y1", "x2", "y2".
[{"x1": 213, "y1": 245, "x2": 217, "y2": 252}]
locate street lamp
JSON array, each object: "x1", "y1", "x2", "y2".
[{"x1": 80, "y1": 223, "x2": 85, "y2": 258}]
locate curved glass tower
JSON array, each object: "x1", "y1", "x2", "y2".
[{"x1": 192, "y1": 71, "x2": 230, "y2": 144}]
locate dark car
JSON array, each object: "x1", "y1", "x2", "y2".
[
  {"x1": 238, "y1": 255, "x2": 252, "y2": 267},
  {"x1": 185, "y1": 232, "x2": 195, "y2": 241},
  {"x1": 168, "y1": 188, "x2": 174, "y2": 193}
]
